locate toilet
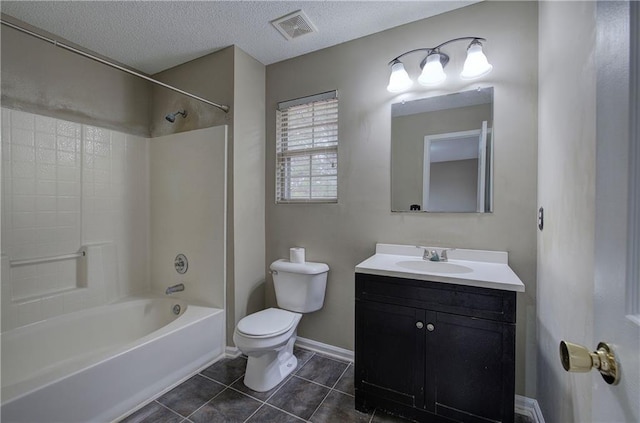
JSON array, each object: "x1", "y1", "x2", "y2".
[{"x1": 233, "y1": 259, "x2": 329, "y2": 392}]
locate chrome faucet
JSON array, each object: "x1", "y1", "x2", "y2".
[
  {"x1": 416, "y1": 246, "x2": 456, "y2": 262},
  {"x1": 165, "y1": 283, "x2": 185, "y2": 295},
  {"x1": 439, "y1": 248, "x2": 456, "y2": 262}
]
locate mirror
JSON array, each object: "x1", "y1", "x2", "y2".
[{"x1": 391, "y1": 87, "x2": 493, "y2": 213}]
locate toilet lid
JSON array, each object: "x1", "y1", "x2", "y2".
[{"x1": 236, "y1": 308, "x2": 298, "y2": 337}]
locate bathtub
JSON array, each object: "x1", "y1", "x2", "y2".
[{"x1": 1, "y1": 296, "x2": 224, "y2": 423}]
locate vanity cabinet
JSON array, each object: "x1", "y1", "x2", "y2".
[{"x1": 355, "y1": 273, "x2": 516, "y2": 423}]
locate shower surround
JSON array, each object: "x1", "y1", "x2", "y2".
[
  {"x1": 1, "y1": 108, "x2": 150, "y2": 330},
  {"x1": 1, "y1": 107, "x2": 228, "y2": 420},
  {"x1": 1, "y1": 107, "x2": 227, "y2": 327}
]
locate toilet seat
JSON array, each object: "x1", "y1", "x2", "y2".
[{"x1": 236, "y1": 308, "x2": 298, "y2": 338}]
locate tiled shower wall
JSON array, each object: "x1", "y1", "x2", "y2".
[{"x1": 1, "y1": 108, "x2": 150, "y2": 331}]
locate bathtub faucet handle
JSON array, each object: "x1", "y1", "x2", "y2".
[{"x1": 165, "y1": 283, "x2": 185, "y2": 295}]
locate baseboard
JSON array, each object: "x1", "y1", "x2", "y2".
[
  {"x1": 515, "y1": 395, "x2": 545, "y2": 423},
  {"x1": 295, "y1": 336, "x2": 354, "y2": 363}
]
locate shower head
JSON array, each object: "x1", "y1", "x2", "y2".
[{"x1": 165, "y1": 110, "x2": 187, "y2": 123}]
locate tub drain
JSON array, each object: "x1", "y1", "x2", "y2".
[{"x1": 172, "y1": 304, "x2": 181, "y2": 315}]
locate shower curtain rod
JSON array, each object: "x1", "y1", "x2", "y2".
[{"x1": 1, "y1": 19, "x2": 230, "y2": 114}]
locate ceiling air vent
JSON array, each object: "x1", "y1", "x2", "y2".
[{"x1": 271, "y1": 10, "x2": 317, "y2": 41}]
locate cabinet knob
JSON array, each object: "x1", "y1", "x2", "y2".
[
  {"x1": 426, "y1": 323, "x2": 435, "y2": 332},
  {"x1": 416, "y1": 321, "x2": 424, "y2": 329}
]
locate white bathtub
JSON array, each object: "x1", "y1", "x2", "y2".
[{"x1": 1, "y1": 296, "x2": 224, "y2": 423}]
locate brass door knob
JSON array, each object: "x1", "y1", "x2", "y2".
[{"x1": 559, "y1": 340, "x2": 620, "y2": 385}]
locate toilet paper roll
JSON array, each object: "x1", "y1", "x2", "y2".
[{"x1": 290, "y1": 247, "x2": 305, "y2": 263}]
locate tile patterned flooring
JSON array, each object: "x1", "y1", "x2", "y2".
[
  {"x1": 120, "y1": 348, "x2": 535, "y2": 423},
  {"x1": 120, "y1": 348, "x2": 408, "y2": 423}
]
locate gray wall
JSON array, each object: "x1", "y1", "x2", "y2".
[
  {"x1": 537, "y1": 1, "x2": 596, "y2": 421},
  {"x1": 150, "y1": 47, "x2": 234, "y2": 138},
  {"x1": 230, "y1": 48, "x2": 266, "y2": 344},
  {"x1": 266, "y1": 1, "x2": 538, "y2": 396},
  {"x1": 1, "y1": 15, "x2": 151, "y2": 136}
]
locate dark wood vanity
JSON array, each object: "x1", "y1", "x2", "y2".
[{"x1": 355, "y1": 272, "x2": 517, "y2": 423}]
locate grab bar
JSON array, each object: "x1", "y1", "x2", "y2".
[{"x1": 10, "y1": 251, "x2": 86, "y2": 267}]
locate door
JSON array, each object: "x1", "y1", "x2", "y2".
[
  {"x1": 355, "y1": 300, "x2": 426, "y2": 408},
  {"x1": 593, "y1": 2, "x2": 640, "y2": 421},
  {"x1": 430, "y1": 312, "x2": 515, "y2": 423}
]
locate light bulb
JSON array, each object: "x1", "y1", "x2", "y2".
[
  {"x1": 386, "y1": 61, "x2": 413, "y2": 93},
  {"x1": 461, "y1": 42, "x2": 493, "y2": 79},
  {"x1": 418, "y1": 53, "x2": 446, "y2": 86}
]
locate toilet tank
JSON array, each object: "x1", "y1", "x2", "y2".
[{"x1": 270, "y1": 259, "x2": 329, "y2": 313}]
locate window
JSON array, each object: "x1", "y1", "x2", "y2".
[{"x1": 276, "y1": 91, "x2": 338, "y2": 203}]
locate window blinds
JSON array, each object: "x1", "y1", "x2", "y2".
[{"x1": 276, "y1": 91, "x2": 338, "y2": 203}]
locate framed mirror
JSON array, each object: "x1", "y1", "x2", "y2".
[{"x1": 391, "y1": 87, "x2": 493, "y2": 213}]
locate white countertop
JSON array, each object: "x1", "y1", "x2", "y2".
[{"x1": 355, "y1": 243, "x2": 525, "y2": 293}]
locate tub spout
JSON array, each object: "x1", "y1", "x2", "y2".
[{"x1": 166, "y1": 283, "x2": 185, "y2": 295}]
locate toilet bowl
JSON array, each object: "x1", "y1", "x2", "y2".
[
  {"x1": 233, "y1": 259, "x2": 329, "y2": 392},
  {"x1": 233, "y1": 308, "x2": 302, "y2": 392}
]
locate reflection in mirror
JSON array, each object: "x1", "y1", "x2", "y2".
[{"x1": 391, "y1": 87, "x2": 493, "y2": 213}]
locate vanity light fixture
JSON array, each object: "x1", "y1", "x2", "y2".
[
  {"x1": 387, "y1": 60, "x2": 413, "y2": 92},
  {"x1": 386, "y1": 37, "x2": 492, "y2": 93}
]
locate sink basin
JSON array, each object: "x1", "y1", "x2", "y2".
[{"x1": 395, "y1": 260, "x2": 473, "y2": 274}]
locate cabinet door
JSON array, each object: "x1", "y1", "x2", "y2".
[
  {"x1": 428, "y1": 312, "x2": 515, "y2": 423},
  {"x1": 355, "y1": 300, "x2": 426, "y2": 408}
]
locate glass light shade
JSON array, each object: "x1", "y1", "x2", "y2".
[
  {"x1": 387, "y1": 61, "x2": 413, "y2": 93},
  {"x1": 418, "y1": 53, "x2": 446, "y2": 86},
  {"x1": 460, "y1": 43, "x2": 493, "y2": 79}
]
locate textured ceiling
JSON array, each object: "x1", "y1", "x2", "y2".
[{"x1": 1, "y1": 1, "x2": 479, "y2": 75}]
